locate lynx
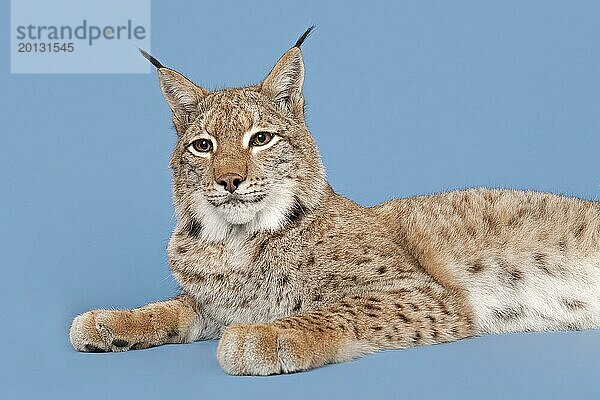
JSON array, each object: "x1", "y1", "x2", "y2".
[{"x1": 70, "y1": 27, "x2": 600, "y2": 375}]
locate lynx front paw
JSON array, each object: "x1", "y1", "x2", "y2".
[
  {"x1": 69, "y1": 310, "x2": 152, "y2": 353},
  {"x1": 216, "y1": 323, "x2": 311, "y2": 375}
]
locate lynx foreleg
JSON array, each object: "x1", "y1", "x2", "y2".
[
  {"x1": 70, "y1": 294, "x2": 217, "y2": 352},
  {"x1": 217, "y1": 288, "x2": 474, "y2": 375}
]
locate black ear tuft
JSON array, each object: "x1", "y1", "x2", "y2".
[
  {"x1": 138, "y1": 48, "x2": 164, "y2": 69},
  {"x1": 294, "y1": 26, "x2": 316, "y2": 48}
]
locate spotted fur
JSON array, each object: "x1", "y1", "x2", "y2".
[{"x1": 70, "y1": 29, "x2": 600, "y2": 375}]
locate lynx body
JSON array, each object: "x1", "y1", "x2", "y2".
[{"x1": 70, "y1": 28, "x2": 600, "y2": 375}]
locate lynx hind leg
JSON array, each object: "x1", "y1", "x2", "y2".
[
  {"x1": 69, "y1": 295, "x2": 204, "y2": 352},
  {"x1": 217, "y1": 289, "x2": 474, "y2": 375}
]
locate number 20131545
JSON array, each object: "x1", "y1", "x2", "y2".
[{"x1": 18, "y1": 42, "x2": 74, "y2": 52}]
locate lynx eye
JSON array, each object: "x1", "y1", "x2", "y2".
[
  {"x1": 250, "y1": 132, "x2": 273, "y2": 147},
  {"x1": 188, "y1": 138, "x2": 213, "y2": 155}
]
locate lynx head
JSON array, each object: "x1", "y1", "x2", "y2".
[{"x1": 142, "y1": 28, "x2": 327, "y2": 242}]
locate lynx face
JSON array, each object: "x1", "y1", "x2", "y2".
[
  {"x1": 172, "y1": 89, "x2": 322, "y2": 231},
  {"x1": 142, "y1": 43, "x2": 326, "y2": 241}
]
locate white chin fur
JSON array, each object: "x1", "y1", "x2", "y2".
[
  {"x1": 191, "y1": 181, "x2": 296, "y2": 243},
  {"x1": 219, "y1": 204, "x2": 261, "y2": 225}
]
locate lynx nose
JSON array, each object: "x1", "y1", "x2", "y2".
[{"x1": 216, "y1": 173, "x2": 245, "y2": 193}]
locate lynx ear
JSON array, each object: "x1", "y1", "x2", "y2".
[
  {"x1": 261, "y1": 27, "x2": 315, "y2": 118},
  {"x1": 139, "y1": 49, "x2": 207, "y2": 125}
]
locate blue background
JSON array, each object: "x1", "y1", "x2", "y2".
[{"x1": 2, "y1": 1, "x2": 599, "y2": 399}]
